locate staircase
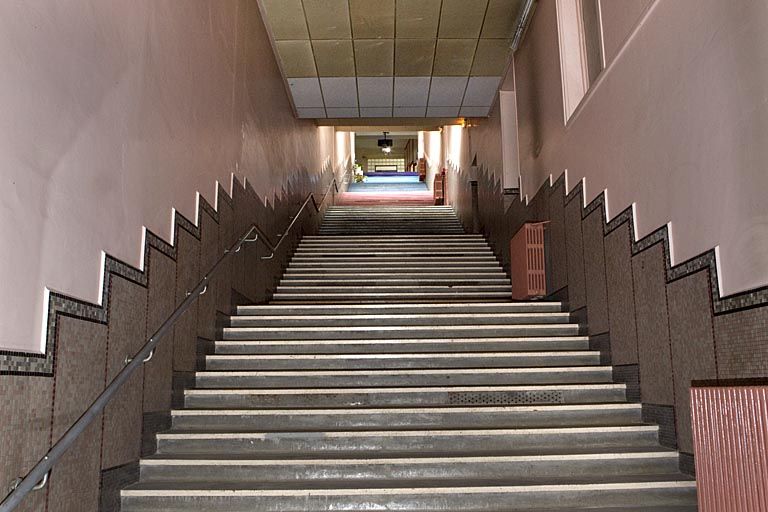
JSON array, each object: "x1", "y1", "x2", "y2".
[{"x1": 122, "y1": 206, "x2": 698, "y2": 511}]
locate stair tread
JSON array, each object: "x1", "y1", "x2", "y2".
[{"x1": 124, "y1": 476, "x2": 696, "y2": 492}]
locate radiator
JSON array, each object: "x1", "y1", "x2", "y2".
[
  {"x1": 509, "y1": 222, "x2": 547, "y2": 299},
  {"x1": 691, "y1": 385, "x2": 768, "y2": 511}
]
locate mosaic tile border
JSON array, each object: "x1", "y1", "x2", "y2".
[
  {"x1": 0, "y1": 168, "x2": 335, "y2": 376},
  {"x1": 0, "y1": 190, "x2": 221, "y2": 376},
  {"x1": 556, "y1": 173, "x2": 768, "y2": 316}
]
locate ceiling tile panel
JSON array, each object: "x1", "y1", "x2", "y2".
[
  {"x1": 428, "y1": 76, "x2": 469, "y2": 106},
  {"x1": 360, "y1": 107, "x2": 394, "y2": 117},
  {"x1": 463, "y1": 76, "x2": 502, "y2": 105},
  {"x1": 313, "y1": 40, "x2": 355, "y2": 76},
  {"x1": 433, "y1": 39, "x2": 478, "y2": 76},
  {"x1": 326, "y1": 107, "x2": 360, "y2": 118},
  {"x1": 302, "y1": 0, "x2": 351, "y2": 39},
  {"x1": 481, "y1": 0, "x2": 523, "y2": 38},
  {"x1": 395, "y1": 39, "x2": 436, "y2": 76},
  {"x1": 355, "y1": 40, "x2": 394, "y2": 76},
  {"x1": 396, "y1": 0, "x2": 441, "y2": 38},
  {"x1": 471, "y1": 39, "x2": 511, "y2": 76},
  {"x1": 288, "y1": 78, "x2": 324, "y2": 107},
  {"x1": 460, "y1": 105, "x2": 492, "y2": 117},
  {"x1": 394, "y1": 106, "x2": 427, "y2": 117},
  {"x1": 358, "y1": 77, "x2": 394, "y2": 107},
  {"x1": 350, "y1": 0, "x2": 395, "y2": 38},
  {"x1": 427, "y1": 106, "x2": 460, "y2": 117},
  {"x1": 394, "y1": 77, "x2": 431, "y2": 106},
  {"x1": 276, "y1": 41, "x2": 317, "y2": 77},
  {"x1": 439, "y1": 0, "x2": 489, "y2": 38},
  {"x1": 297, "y1": 107, "x2": 327, "y2": 118},
  {"x1": 260, "y1": 0, "x2": 526, "y2": 118},
  {"x1": 261, "y1": 0, "x2": 310, "y2": 40},
  {"x1": 320, "y1": 77, "x2": 359, "y2": 107}
]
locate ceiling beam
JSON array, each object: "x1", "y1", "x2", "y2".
[{"x1": 316, "y1": 118, "x2": 463, "y2": 131}]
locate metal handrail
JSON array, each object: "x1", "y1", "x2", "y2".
[{"x1": 0, "y1": 178, "x2": 338, "y2": 512}]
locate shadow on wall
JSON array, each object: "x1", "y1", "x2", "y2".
[
  {"x1": 0, "y1": 167, "x2": 339, "y2": 511},
  {"x1": 446, "y1": 160, "x2": 768, "y2": 475}
]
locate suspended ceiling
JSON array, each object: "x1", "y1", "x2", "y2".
[{"x1": 258, "y1": 0, "x2": 524, "y2": 120}]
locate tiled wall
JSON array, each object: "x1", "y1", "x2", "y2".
[
  {"x1": 0, "y1": 169, "x2": 336, "y2": 511},
  {"x1": 447, "y1": 164, "x2": 768, "y2": 471}
]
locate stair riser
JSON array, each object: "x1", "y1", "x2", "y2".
[
  {"x1": 155, "y1": 428, "x2": 661, "y2": 456},
  {"x1": 122, "y1": 486, "x2": 697, "y2": 511},
  {"x1": 284, "y1": 267, "x2": 505, "y2": 273},
  {"x1": 194, "y1": 368, "x2": 611, "y2": 388},
  {"x1": 226, "y1": 314, "x2": 571, "y2": 328},
  {"x1": 317, "y1": 231, "x2": 466, "y2": 234},
  {"x1": 281, "y1": 273, "x2": 509, "y2": 280},
  {"x1": 279, "y1": 279, "x2": 513, "y2": 286},
  {"x1": 171, "y1": 407, "x2": 643, "y2": 431},
  {"x1": 205, "y1": 354, "x2": 600, "y2": 371},
  {"x1": 221, "y1": 325, "x2": 581, "y2": 340},
  {"x1": 296, "y1": 245, "x2": 491, "y2": 250},
  {"x1": 277, "y1": 280, "x2": 512, "y2": 294},
  {"x1": 287, "y1": 261, "x2": 503, "y2": 267},
  {"x1": 270, "y1": 296, "x2": 515, "y2": 304},
  {"x1": 235, "y1": 303, "x2": 565, "y2": 315},
  {"x1": 213, "y1": 339, "x2": 590, "y2": 354},
  {"x1": 293, "y1": 251, "x2": 495, "y2": 257},
  {"x1": 139, "y1": 456, "x2": 680, "y2": 484},
  {"x1": 290, "y1": 257, "x2": 497, "y2": 263},
  {"x1": 183, "y1": 387, "x2": 626, "y2": 409}
]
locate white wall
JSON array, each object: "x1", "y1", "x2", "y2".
[
  {"x1": 0, "y1": 1, "x2": 335, "y2": 352},
  {"x1": 514, "y1": 0, "x2": 768, "y2": 296}
]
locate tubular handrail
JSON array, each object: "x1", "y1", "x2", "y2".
[
  {"x1": 258, "y1": 177, "x2": 338, "y2": 260},
  {"x1": 0, "y1": 178, "x2": 338, "y2": 512}
]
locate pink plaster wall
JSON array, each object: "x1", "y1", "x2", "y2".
[
  {"x1": 468, "y1": 103, "x2": 504, "y2": 181},
  {"x1": 0, "y1": 1, "x2": 337, "y2": 352},
  {"x1": 513, "y1": 0, "x2": 768, "y2": 296},
  {"x1": 599, "y1": 0, "x2": 653, "y2": 66}
]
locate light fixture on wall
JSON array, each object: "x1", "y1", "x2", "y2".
[{"x1": 378, "y1": 131, "x2": 393, "y2": 154}]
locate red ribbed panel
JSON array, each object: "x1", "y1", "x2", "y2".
[
  {"x1": 510, "y1": 223, "x2": 547, "y2": 299},
  {"x1": 691, "y1": 386, "x2": 768, "y2": 511}
]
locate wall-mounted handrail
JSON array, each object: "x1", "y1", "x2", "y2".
[{"x1": 0, "y1": 178, "x2": 338, "y2": 512}]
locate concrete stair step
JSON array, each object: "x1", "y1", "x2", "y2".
[
  {"x1": 170, "y1": 403, "x2": 644, "y2": 431},
  {"x1": 121, "y1": 480, "x2": 697, "y2": 511},
  {"x1": 213, "y1": 337, "x2": 590, "y2": 355},
  {"x1": 317, "y1": 230, "x2": 467, "y2": 234},
  {"x1": 269, "y1": 295, "x2": 515, "y2": 303},
  {"x1": 281, "y1": 272, "x2": 509, "y2": 279},
  {"x1": 183, "y1": 384, "x2": 626, "y2": 409},
  {"x1": 290, "y1": 255, "x2": 497, "y2": 261},
  {"x1": 221, "y1": 324, "x2": 581, "y2": 341},
  {"x1": 294, "y1": 252, "x2": 493, "y2": 258},
  {"x1": 296, "y1": 243, "x2": 491, "y2": 248},
  {"x1": 301, "y1": 236, "x2": 484, "y2": 241},
  {"x1": 279, "y1": 278, "x2": 512, "y2": 286},
  {"x1": 274, "y1": 286, "x2": 511, "y2": 295},
  {"x1": 205, "y1": 352, "x2": 599, "y2": 371},
  {"x1": 137, "y1": 452, "x2": 682, "y2": 484},
  {"x1": 194, "y1": 366, "x2": 611, "y2": 388},
  {"x1": 284, "y1": 266, "x2": 505, "y2": 273},
  {"x1": 234, "y1": 302, "x2": 565, "y2": 315},
  {"x1": 279, "y1": 275, "x2": 511, "y2": 289},
  {"x1": 155, "y1": 425, "x2": 662, "y2": 456},
  {"x1": 227, "y1": 312, "x2": 571, "y2": 328}
]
